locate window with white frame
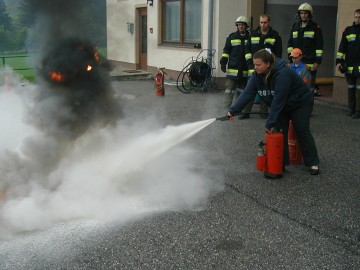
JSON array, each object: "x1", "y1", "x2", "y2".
[{"x1": 161, "y1": 0, "x2": 201, "y2": 45}]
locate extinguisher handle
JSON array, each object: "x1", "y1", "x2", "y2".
[{"x1": 266, "y1": 127, "x2": 282, "y2": 134}]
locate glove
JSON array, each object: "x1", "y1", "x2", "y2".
[
  {"x1": 220, "y1": 56, "x2": 228, "y2": 66},
  {"x1": 339, "y1": 63, "x2": 347, "y2": 74},
  {"x1": 221, "y1": 64, "x2": 226, "y2": 73}
]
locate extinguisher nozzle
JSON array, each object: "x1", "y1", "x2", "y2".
[{"x1": 216, "y1": 115, "x2": 230, "y2": 121}]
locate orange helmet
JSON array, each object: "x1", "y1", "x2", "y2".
[{"x1": 290, "y1": 48, "x2": 303, "y2": 57}]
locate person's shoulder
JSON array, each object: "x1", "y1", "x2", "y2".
[
  {"x1": 310, "y1": 21, "x2": 321, "y2": 29},
  {"x1": 226, "y1": 31, "x2": 237, "y2": 38},
  {"x1": 344, "y1": 24, "x2": 355, "y2": 32},
  {"x1": 275, "y1": 58, "x2": 289, "y2": 71},
  {"x1": 269, "y1": 27, "x2": 281, "y2": 36},
  {"x1": 290, "y1": 22, "x2": 298, "y2": 29},
  {"x1": 300, "y1": 62, "x2": 310, "y2": 71},
  {"x1": 250, "y1": 28, "x2": 260, "y2": 36}
]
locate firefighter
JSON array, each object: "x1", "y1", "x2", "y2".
[
  {"x1": 287, "y1": 3, "x2": 323, "y2": 97},
  {"x1": 241, "y1": 14, "x2": 282, "y2": 120},
  {"x1": 336, "y1": 9, "x2": 360, "y2": 118},
  {"x1": 220, "y1": 16, "x2": 250, "y2": 110}
]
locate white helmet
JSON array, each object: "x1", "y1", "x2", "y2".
[
  {"x1": 235, "y1": 16, "x2": 249, "y2": 26},
  {"x1": 298, "y1": 3, "x2": 313, "y2": 16}
]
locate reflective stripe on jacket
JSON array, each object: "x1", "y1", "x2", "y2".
[
  {"x1": 287, "y1": 21, "x2": 323, "y2": 65},
  {"x1": 222, "y1": 30, "x2": 250, "y2": 78},
  {"x1": 336, "y1": 23, "x2": 360, "y2": 75}
]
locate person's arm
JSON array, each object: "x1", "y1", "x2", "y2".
[
  {"x1": 220, "y1": 35, "x2": 232, "y2": 72},
  {"x1": 336, "y1": 29, "x2": 347, "y2": 67},
  {"x1": 300, "y1": 66, "x2": 311, "y2": 85},
  {"x1": 274, "y1": 33, "x2": 283, "y2": 58},
  {"x1": 245, "y1": 35, "x2": 254, "y2": 74},
  {"x1": 315, "y1": 24, "x2": 324, "y2": 65},
  {"x1": 287, "y1": 24, "x2": 295, "y2": 59}
]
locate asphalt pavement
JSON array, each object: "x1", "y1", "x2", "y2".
[{"x1": 1, "y1": 79, "x2": 359, "y2": 269}]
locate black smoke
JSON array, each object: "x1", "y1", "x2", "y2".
[{"x1": 24, "y1": 0, "x2": 121, "y2": 138}]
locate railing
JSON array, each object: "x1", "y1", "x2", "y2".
[{"x1": 0, "y1": 55, "x2": 35, "y2": 71}]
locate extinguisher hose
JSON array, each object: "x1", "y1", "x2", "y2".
[{"x1": 216, "y1": 112, "x2": 267, "y2": 121}]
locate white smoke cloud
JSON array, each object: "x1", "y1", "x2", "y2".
[
  {"x1": 0, "y1": 0, "x2": 223, "y2": 240},
  {"x1": 0, "y1": 74, "x2": 223, "y2": 239}
]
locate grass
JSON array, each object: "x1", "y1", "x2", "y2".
[
  {"x1": 0, "y1": 53, "x2": 36, "y2": 82},
  {"x1": 0, "y1": 47, "x2": 107, "y2": 83}
]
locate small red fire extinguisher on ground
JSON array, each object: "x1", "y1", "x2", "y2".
[
  {"x1": 154, "y1": 67, "x2": 166, "y2": 96},
  {"x1": 256, "y1": 131, "x2": 284, "y2": 179}
]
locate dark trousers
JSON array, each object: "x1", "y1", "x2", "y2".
[
  {"x1": 242, "y1": 99, "x2": 268, "y2": 114},
  {"x1": 224, "y1": 77, "x2": 247, "y2": 110},
  {"x1": 346, "y1": 76, "x2": 360, "y2": 113},
  {"x1": 274, "y1": 100, "x2": 320, "y2": 167}
]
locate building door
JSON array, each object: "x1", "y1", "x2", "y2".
[{"x1": 138, "y1": 8, "x2": 147, "y2": 70}]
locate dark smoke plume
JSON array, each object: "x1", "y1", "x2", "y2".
[{"x1": 25, "y1": 0, "x2": 121, "y2": 138}]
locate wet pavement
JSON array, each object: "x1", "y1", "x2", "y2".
[{"x1": 1, "y1": 79, "x2": 360, "y2": 269}]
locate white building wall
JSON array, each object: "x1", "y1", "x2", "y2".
[
  {"x1": 107, "y1": 0, "x2": 145, "y2": 65},
  {"x1": 146, "y1": 1, "x2": 206, "y2": 71},
  {"x1": 107, "y1": 0, "x2": 250, "y2": 75}
]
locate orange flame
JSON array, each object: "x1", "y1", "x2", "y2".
[
  {"x1": 49, "y1": 72, "x2": 64, "y2": 82},
  {"x1": 86, "y1": 65, "x2": 92, "y2": 71}
]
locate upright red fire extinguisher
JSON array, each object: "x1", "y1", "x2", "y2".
[
  {"x1": 154, "y1": 67, "x2": 166, "y2": 96},
  {"x1": 256, "y1": 131, "x2": 284, "y2": 179},
  {"x1": 288, "y1": 120, "x2": 302, "y2": 164}
]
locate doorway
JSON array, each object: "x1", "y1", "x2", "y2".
[{"x1": 137, "y1": 8, "x2": 147, "y2": 70}]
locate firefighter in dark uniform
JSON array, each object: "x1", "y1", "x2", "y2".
[
  {"x1": 240, "y1": 14, "x2": 282, "y2": 119},
  {"x1": 287, "y1": 3, "x2": 323, "y2": 98},
  {"x1": 220, "y1": 16, "x2": 250, "y2": 110},
  {"x1": 336, "y1": 9, "x2": 360, "y2": 118}
]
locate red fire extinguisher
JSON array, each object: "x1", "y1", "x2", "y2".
[
  {"x1": 154, "y1": 67, "x2": 166, "y2": 96},
  {"x1": 256, "y1": 131, "x2": 284, "y2": 179},
  {"x1": 288, "y1": 120, "x2": 302, "y2": 164}
]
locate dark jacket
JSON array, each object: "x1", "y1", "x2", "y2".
[
  {"x1": 287, "y1": 20, "x2": 324, "y2": 65},
  {"x1": 245, "y1": 27, "x2": 282, "y2": 70},
  {"x1": 220, "y1": 30, "x2": 250, "y2": 79},
  {"x1": 229, "y1": 58, "x2": 313, "y2": 130},
  {"x1": 336, "y1": 23, "x2": 360, "y2": 76}
]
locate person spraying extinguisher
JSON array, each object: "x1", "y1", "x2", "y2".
[{"x1": 226, "y1": 49, "x2": 320, "y2": 175}]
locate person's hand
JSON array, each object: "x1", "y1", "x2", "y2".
[
  {"x1": 226, "y1": 112, "x2": 234, "y2": 120},
  {"x1": 221, "y1": 65, "x2": 226, "y2": 73},
  {"x1": 336, "y1": 63, "x2": 342, "y2": 71},
  {"x1": 265, "y1": 128, "x2": 270, "y2": 133},
  {"x1": 314, "y1": 63, "x2": 319, "y2": 70}
]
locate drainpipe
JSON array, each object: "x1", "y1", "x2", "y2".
[{"x1": 207, "y1": 0, "x2": 214, "y2": 65}]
